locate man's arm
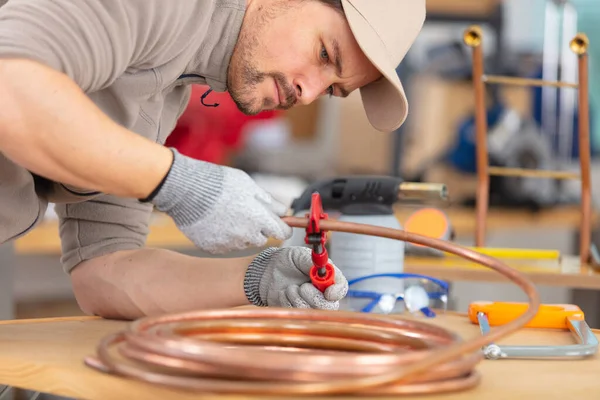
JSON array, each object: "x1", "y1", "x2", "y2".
[
  {"x1": 56, "y1": 193, "x2": 253, "y2": 319},
  {"x1": 0, "y1": 59, "x2": 172, "y2": 199},
  {"x1": 71, "y1": 248, "x2": 254, "y2": 320},
  {"x1": 0, "y1": 0, "x2": 200, "y2": 199}
]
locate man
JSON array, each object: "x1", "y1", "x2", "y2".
[{"x1": 0, "y1": 0, "x2": 425, "y2": 319}]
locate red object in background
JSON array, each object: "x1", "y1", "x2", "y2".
[{"x1": 165, "y1": 85, "x2": 280, "y2": 164}]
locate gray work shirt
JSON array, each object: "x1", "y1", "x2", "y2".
[{"x1": 0, "y1": 0, "x2": 245, "y2": 272}]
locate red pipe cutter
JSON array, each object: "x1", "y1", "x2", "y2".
[{"x1": 304, "y1": 192, "x2": 335, "y2": 292}]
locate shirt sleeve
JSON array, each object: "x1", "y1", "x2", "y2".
[
  {"x1": 0, "y1": 0, "x2": 197, "y2": 92},
  {"x1": 54, "y1": 195, "x2": 153, "y2": 274}
]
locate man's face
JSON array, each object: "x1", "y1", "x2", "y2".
[{"x1": 227, "y1": 0, "x2": 381, "y2": 115}]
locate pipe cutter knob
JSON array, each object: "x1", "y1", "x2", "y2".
[{"x1": 309, "y1": 263, "x2": 335, "y2": 293}]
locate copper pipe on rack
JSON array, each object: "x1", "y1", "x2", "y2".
[
  {"x1": 572, "y1": 33, "x2": 592, "y2": 265},
  {"x1": 464, "y1": 25, "x2": 489, "y2": 248},
  {"x1": 463, "y1": 26, "x2": 594, "y2": 262},
  {"x1": 487, "y1": 166, "x2": 580, "y2": 180},
  {"x1": 482, "y1": 75, "x2": 578, "y2": 89},
  {"x1": 85, "y1": 217, "x2": 541, "y2": 396}
]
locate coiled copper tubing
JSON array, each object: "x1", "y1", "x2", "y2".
[{"x1": 84, "y1": 216, "x2": 541, "y2": 396}]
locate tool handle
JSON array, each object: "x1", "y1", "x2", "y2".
[
  {"x1": 311, "y1": 249, "x2": 329, "y2": 269},
  {"x1": 309, "y1": 264, "x2": 335, "y2": 293},
  {"x1": 468, "y1": 301, "x2": 584, "y2": 329}
]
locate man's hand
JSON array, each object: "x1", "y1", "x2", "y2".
[
  {"x1": 149, "y1": 148, "x2": 293, "y2": 253},
  {"x1": 243, "y1": 247, "x2": 349, "y2": 310}
]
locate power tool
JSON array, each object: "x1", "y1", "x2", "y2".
[
  {"x1": 290, "y1": 176, "x2": 447, "y2": 215},
  {"x1": 284, "y1": 175, "x2": 447, "y2": 312}
]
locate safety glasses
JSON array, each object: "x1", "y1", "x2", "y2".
[{"x1": 343, "y1": 273, "x2": 450, "y2": 317}]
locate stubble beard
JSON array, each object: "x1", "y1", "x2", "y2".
[{"x1": 226, "y1": 3, "x2": 297, "y2": 115}]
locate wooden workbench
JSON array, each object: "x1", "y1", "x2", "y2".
[
  {"x1": 0, "y1": 312, "x2": 599, "y2": 399},
  {"x1": 404, "y1": 255, "x2": 600, "y2": 289}
]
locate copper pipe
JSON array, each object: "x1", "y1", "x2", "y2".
[
  {"x1": 85, "y1": 217, "x2": 541, "y2": 396},
  {"x1": 482, "y1": 75, "x2": 578, "y2": 89},
  {"x1": 463, "y1": 25, "x2": 482, "y2": 47},
  {"x1": 487, "y1": 166, "x2": 580, "y2": 180},
  {"x1": 464, "y1": 25, "x2": 489, "y2": 248},
  {"x1": 572, "y1": 33, "x2": 592, "y2": 265}
]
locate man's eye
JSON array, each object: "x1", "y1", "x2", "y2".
[
  {"x1": 321, "y1": 45, "x2": 333, "y2": 97},
  {"x1": 326, "y1": 85, "x2": 334, "y2": 97},
  {"x1": 321, "y1": 46, "x2": 329, "y2": 61}
]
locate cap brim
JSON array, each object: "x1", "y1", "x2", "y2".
[{"x1": 341, "y1": 0, "x2": 409, "y2": 133}]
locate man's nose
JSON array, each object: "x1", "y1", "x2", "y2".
[{"x1": 295, "y1": 75, "x2": 330, "y2": 106}]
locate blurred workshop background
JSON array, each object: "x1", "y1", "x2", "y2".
[{"x1": 3, "y1": 0, "x2": 600, "y2": 325}]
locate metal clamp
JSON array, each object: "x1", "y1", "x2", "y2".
[{"x1": 471, "y1": 302, "x2": 598, "y2": 360}]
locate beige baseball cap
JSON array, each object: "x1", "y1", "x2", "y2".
[{"x1": 341, "y1": 0, "x2": 426, "y2": 132}]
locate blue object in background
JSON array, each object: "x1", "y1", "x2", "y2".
[
  {"x1": 446, "y1": 64, "x2": 597, "y2": 174},
  {"x1": 446, "y1": 101, "x2": 507, "y2": 174}
]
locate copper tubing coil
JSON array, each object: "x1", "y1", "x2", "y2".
[{"x1": 84, "y1": 216, "x2": 541, "y2": 396}]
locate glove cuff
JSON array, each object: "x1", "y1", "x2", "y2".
[
  {"x1": 244, "y1": 247, "x2": 280, "y2": 307},
  {"x1": 149, "y1": 148, "x2": 224, "y2": 225}
]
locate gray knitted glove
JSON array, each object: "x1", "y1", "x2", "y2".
[
  {"x1": 148, "y1": 148, "x2": 292, "y2": 253},
  {"x1": 244, "y1": 247, "x2": 348, "y2": 310}
]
